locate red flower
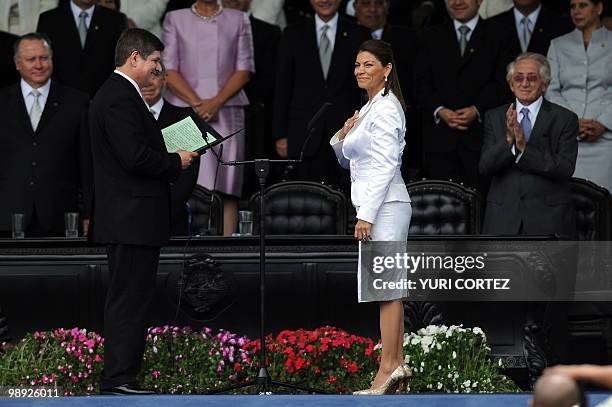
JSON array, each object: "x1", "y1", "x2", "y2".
[
  {"x1": 295, "y1": 357, "x2": 306, "y2": 371},
  {"x1": 313, "y1": 366, "x2": 321, "y2": 375},
  {"x1": 327, "y1": 375, "x2": 337, "y2": 385},
  {"x1": 305, "y1": 344, "x2": 314, "y2": 352},
  {"x1": 346, "y1": 362, "x2": 358, "y2": 373},
  {"x1": 234, "y1": 363, "x2": 242, "y2": 373}
]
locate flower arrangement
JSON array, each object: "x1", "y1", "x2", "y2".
[
  {"x1": 242, "y1": 326, "x2": 379, "y2": 393},
  {"x1": 400, "y1": 325, "x2": 519, "y2": 393},
  {"x1": 139, "y1": 326, "x2": 250, "y2": 394},
  {"x1": 0, "y1": 328, "x2": 104, "y2": 395}
]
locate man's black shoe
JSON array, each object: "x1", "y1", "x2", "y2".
[{"x1": 100, "y1": 384, "x2": 156, "y2": 395}]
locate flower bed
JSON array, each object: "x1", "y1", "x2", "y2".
[{"x1": 0, "y1": 325, "x2": 518, "y2": 395}]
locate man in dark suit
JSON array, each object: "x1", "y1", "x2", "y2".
[
  {"x1": 479, "y1": 52, "x2": 578, "y2": 237},
  {"x1": 489, "y1": 0, "x2": 573, "y2": 59},
  {"x1": 414, "y1": 0, "x2": 510, "y2": 193},
  {"x1": 223, "y1": 0, "x2": 282, "y2": 194},
  {"x1": 0, "y1": 31, "x2": 19, "y2": 88},
  {"x1": 37, "y1": 0, "x2": 127, "y2": 99},
  {"x1": 0, "y1": 33, "x2": 91, "y2": 238},
  {"x1": 353, "y1": 0, "x2": 421, "y2": 180},
  {"x1": 273, "y1": 0, "x2": 371, "y2": 189},
  {"x1": 141, "y1": 66, "x2": 206, "y2": 237},
  {"x1": 89, "y1": 29, "x2": 197, "y2": 394}
]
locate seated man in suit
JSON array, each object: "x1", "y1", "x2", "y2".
[
  {"x1": 37, "y1": 0, "x2": 127, "y2": 99},
  {"x1": 0, "y1": 32, "x2": 91, "y2": 237},
  {"x1": 489, "y1": 0, "x2": 572, "y2": 58},
  {"x1": 479, "y1": 52, "x2": 578, "y2": 238},
  {"x1": 141, "y1": 65, "x2": 206, "y2": 236}
]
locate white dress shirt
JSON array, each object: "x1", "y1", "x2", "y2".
[
  {"x1": 513, "y1": 5, "x2": 541, "y2": 52},
  {"x1": 70, "y1": 0, "x2": 94, "y2": 29},
  {"x1": 113, "y1": 69, "x2": 149, "y2": 108},
  {"x1": 372, "y1": 27, "x2": 383, "y2": 40},
  {"x1": 512, "y1": 95, "x2": 543, "y2": 161},
  {"x1": 453, "y1": 15, "x2": 479, "y2": 43},
  {"x1": 149, "y1": 97, "x2": 164, "y2": 121},
  {"x1": 315, "y1": 12, "x2": 338, "y2": 50},
  {"x1": 21, "y1": 78, "x2": 51, "y2": 113}
]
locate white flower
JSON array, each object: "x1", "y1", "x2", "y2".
[
  {"x1": 437, "y1": 382, "x2": 443, "y2": 390},
  {"x1": 463, "y1": 380, "x2": 471, "y2": 388},
  {"x1": 436, "y1": 343, "x2": 442, "y2": 350},
  {"x1": 452, "y1": 351, "x2": 457, "y2": 359},
  {"x1": 438, "y1": 365, "x2": 442, "y2": 370},
  {"x1": 411, "y1": 337, "x2": 421, "y2": 345},
  {"x1": 472, "y1": 381, "x2": 478, "y2": 387},
  {"x1": 498, "y1": 359, "x2": 503, "y2": 367},
  {"x1": 421, "y1": 361, "x2": 425, "y2": 367},
  {"x1": 374, "y1": 343, "x2": 382, "y2": 351}
]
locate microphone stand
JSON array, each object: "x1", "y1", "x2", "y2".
[
  {"x1": 208, "y1": 103, "x2": 333, "y2": 394},
  {"x1": 207, "y1": 157, "x2": 326, "y2": 395}
]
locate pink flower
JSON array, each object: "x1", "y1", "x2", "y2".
[{"x1": 151, "y1": 370, "x2": 161, "y2": 379}]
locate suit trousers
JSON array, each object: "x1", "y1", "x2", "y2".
[{"x1": 101, "y1": 244, "x2": 160, "y2": 389}]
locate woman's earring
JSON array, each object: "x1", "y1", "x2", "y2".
[{"x1": 384, "y1": 76, "x2": 388, "y2": 82}]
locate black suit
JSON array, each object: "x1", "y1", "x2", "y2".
[
  {"x1": 273, "y1": 16, "x2": 371, "y2": 188},
  {"x1": 489, "y1": 7, "x2": 573, "y2": 58},
  {"x1": 156, "y1": 100, "x2": 204, "y2": 236},
  {"x1": 37, "y1": 4, "x2": 126, "y2": 98},
  {"x1": 381, "y1": 24, "x2": 421, "y2": 179},
  {"x1": 414, "y1": 18, "x2": 510, "y2": 191},
  {"x1": 90, "y1": 73, "x2": 181, "y2": 389},
  {"x1": 479, "y1": 100, "x2": 578, "y2": 238},
  {"x1": 0, "y1": 81, "x2": 91, "y2": 236},
  {"x1": 0, "y1": 31, "x2": 18, "y2": 89}
]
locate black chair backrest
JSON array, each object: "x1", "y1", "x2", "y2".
[
  {"x1": 407, "y1": 179, "x2": 482, "y2": 235},
  {"x1": 570, "y1": 178, "x2": 612, "y2": 241},
  {"x1": 187, "y1": 185, "x2": 223, "y2": 236},
  {"x1": 249, "y1": 181, "x2": 348, "y2": 235}
]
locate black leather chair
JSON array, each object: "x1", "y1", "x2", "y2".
[
  {"x1": 406, "y1": 179, "x2": 483, "y2": 235},
  {"x1": 249, "y1": 181, "x2": 348, "y2": 235},
  {"x1": 570, "y1": 177, "x2": 612, "y2": 241},
  {"x1": 187, "y1": 185, "x2": 223, "y2": 236}
]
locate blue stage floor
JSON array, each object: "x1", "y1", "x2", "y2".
[{"x1": 1, "y1": 394, "x2": 612, "y2": 407}]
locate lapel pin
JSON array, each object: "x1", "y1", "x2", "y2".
[
  {"x1": 343, "y1": 32, "x2": 347, "y2": 37},
  {"x1": 539, "y1": 28, "x2": 543, "y2": 32},
  {"x1": 95, "y1": 26, "x2": 99, "y2": 30},
  {"x1": 470, "y1": 48, "x2": 474, "y2": 53}
]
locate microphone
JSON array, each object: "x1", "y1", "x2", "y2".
[{"x1": 298, "y1": 102, "x2": 333, "y2": 163}]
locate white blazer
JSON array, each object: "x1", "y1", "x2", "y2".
[{"x1": 330, "y1": 90, "x2": 410, "y2": 224}]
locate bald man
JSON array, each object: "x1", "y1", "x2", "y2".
[{"x1": 530, "y1": 373, "x2": 581, "y2": 407}]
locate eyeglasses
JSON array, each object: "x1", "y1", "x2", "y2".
[{"x1": 512, "y1": 74, "x2": 540, "y2": 84}]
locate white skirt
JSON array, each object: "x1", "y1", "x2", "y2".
[{"x1": 357, "y1": 201, "x2": 412, "y2": 303}]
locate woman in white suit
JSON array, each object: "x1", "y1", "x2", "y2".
[
  {"x1": 330, "y1": 39, "x2": 411, "y2": 395},
  {"x1": 546, "y1": 0, "x2": 612, "y2": 192}
]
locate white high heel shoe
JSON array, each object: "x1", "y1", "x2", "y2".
[{"x1": 353, "y1": 366, "x2": 407, "y2": 395}]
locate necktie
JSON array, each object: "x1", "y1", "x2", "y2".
[
  {"x1": 520, "y1": 107, "x2": 532, "y2": 142},
  {"x1": 29, "y1": 90, "x2": 42, "y2": 131},
  {"x1": 521, "y1": 16, "x2": 532, "y2": 52},
  {"x1": 78, "y1": 11, "x2": 88, "y2": 48},
  {"x1": 458, "y1": 25, "x2": 470, "y2": 56},
  {"x1": 319, "y1": 25, "x2": 332, "y2": 79}
]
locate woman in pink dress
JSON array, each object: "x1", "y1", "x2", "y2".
[{"x1": 163, "y1": 0, "x2": 254, "y2": 235}]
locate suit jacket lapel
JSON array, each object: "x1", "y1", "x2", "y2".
[
  {"x1": 306, "y1": 19, "x2": 326, "y2": 84},
  {"x1": 529, "y1": 99, "x2": 552, "y2": 144},
  {"x1": 10, "y1": 84, "x2": 34, "y2": 136},
  {"x1": 459, "y1": 19, "x2": 484, "y2": 69},
  {"x1": 34, "y1": 82, "x2": 61, "y2": 135},
  {"x1": 84, "y1": 5, "x2": 102, "y2": 51},
  {"x1": 326, "y1": 18, "x2": 349, "y2": 83},
  {"x1": 62, "y1": 2, "x2": 83, "y2": 52}
]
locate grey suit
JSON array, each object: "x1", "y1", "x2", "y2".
[
  {"x1": 479, "y1": 100, "x2": 578, "y2": 238},
  {"x1": 546, "y1": 27, "x2": 612, "y2": 192}
]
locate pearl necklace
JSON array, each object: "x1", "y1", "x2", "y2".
[{"x1": 191, "y1": 3, "x2": 223, "y2": 22}]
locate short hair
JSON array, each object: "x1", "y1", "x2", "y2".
[
  {"x1": 13, "y1": 32, "x2": 53, "y2": 58},
  {"x1": 114, "y1": 28, "x2": 164, "y2": 67},
  {"x1": 506, "y1": 52, "x2": 551, "y2": 86}
]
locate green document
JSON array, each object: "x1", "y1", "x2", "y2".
[{"x1": 161, "y1": 116, "x2": 217, "y2": 153}]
